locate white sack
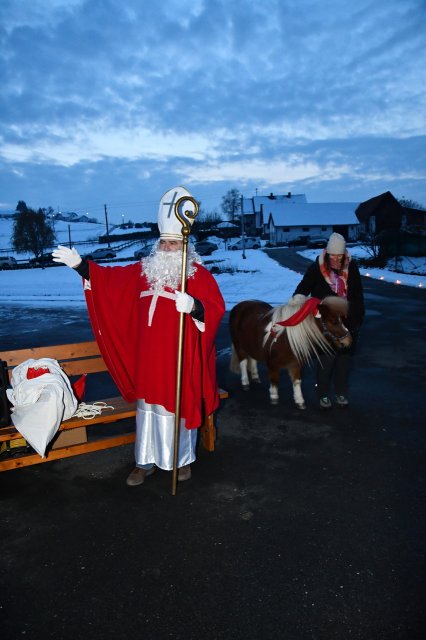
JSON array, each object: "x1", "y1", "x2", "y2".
[{"x1": 6, "y1": 358, "x2": 78, "y2": 457}]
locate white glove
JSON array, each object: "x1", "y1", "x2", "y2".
[
  {"x1": 175, "y1": 291, "x2": 194, "y2": 314},
  {"x1": 52, "y1": 245, "x2": 82, "y2": 268}
]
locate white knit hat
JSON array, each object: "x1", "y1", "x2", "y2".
[
  {"x1": 157, "y1": 186, "x2": 196, "y2": 240},
  {"x1": 326, "y1": 232, "x2": 346, "y2": 254}
]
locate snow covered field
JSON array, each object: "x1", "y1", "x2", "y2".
[{"x1": 0, "y1": 217, "x2": 424, "y2": 309}]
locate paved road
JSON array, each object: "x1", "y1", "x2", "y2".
[{"x1": 1, "y1": 254, "x2": 426, "y2": 639}]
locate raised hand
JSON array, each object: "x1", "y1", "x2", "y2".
[{"x1": 52, "y1": 245, "x2": 82, "y2": 268}]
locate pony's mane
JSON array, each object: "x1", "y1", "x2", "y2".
[
  {"x1": 321, "y1": 295, "x2": 349, "y2": 316},
  {"x1": 263, "y1": 294, "x2": 331, "y2": 364}
]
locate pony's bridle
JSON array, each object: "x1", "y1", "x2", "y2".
[{"x1": 318, "y1": 317, "x2": 350, "y2": 344}]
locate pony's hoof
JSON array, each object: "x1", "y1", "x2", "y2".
[
  {"x1": 242, "y1": 384, "x2": 250, "y2": 391},
  {"x1": 296, "y1": 403, "x2": 306, "y2": 410},
  {"x1": 252, "y1": 377, "x2": 261, "y2": 384},
  {"x1": 270, "y1": 398, "x2": 279, "y2": 405}
]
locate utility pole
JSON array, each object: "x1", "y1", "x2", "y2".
[
  {"x1": 104, "y1": 204, "x2": 111, "y2": 247},
  {"x1": 68, "y1": 224, "x2": 72, "y2": 248},
  {"x1": 240, "y1": 195, "x2": 246, "y2": 259}
]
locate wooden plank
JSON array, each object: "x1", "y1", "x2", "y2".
[
  {"x1": 60, "y1": 396, "x2": 137, "y2": 426},
  {"x1": 1, "y1": 392, "x2": 226, "y2": 442},
  {"x1": 59, "y1": 357, "x2": 107, "y2": 376},
  {"x1": 199, "y1": 389, "x2": 228, "y2": 452},
  {"x1": 0, "y1": 396, "x2": 137, "y2": 441},
  {"x1": 200, "y1": 413, "x2": 216, "y2": 452},
  {"x1": 0, "y1": 341, "x2": 101, "y2": 367},
  {"x1": 0, "y1": 427, "x2": 24, "y2": 442},
  {"x1": 0, "y1": 433, "x2": 136, "y2": 471},
  {"x1": 2, "y1": 355, "x2": 107, "y2": 378}
]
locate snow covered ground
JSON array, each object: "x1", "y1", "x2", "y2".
[{"x1": 0, "y1": 218, "x2": 424, "y2": 309}]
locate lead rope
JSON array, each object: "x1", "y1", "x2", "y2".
[{"x1": 72, "y1": 401, "x2": 115, "y2": 419}]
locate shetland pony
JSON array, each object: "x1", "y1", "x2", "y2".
[{"x1": 229, "y1": 294, "x2": 351, "y2": 408}]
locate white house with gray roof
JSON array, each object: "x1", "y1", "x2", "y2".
[
  {"x1": 241, "y1": 192, "x2": 306, "y2": 235},
  {"x1": 240, "y1": 192, "x2": 360, "y2": 245},
  {"x1": 265, "y1": 201, "x2": 360, "y2": 245}
]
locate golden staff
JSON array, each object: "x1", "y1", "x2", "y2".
[{"x1": 172, "y1": 195, "x2": 199, "y2": 495}]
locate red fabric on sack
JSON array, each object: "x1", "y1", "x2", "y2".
[
  {"x1": 275, "y1": 297, "x2": 322, "y2": 326},
  {"x1": 27, "y1": 367, "x2": 50, "y2": 379},
  {"x1": 71, "y1": 374, "x2": 87, "y2": 402}
]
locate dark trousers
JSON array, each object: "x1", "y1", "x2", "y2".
[
  {"x1": 316, "y1": 350, "x2": 352, "y2": 398},
  {"x1": 316, "y1": 331, "x2": 359, "y2": 399}
]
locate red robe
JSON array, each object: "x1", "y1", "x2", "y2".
[{"x1": 84, "y1": 261, "x2": 225, "y2": 429}]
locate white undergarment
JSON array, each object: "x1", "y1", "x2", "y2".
[{"x1": 134, "y1": 399, "x2": 197, "y2": 470}]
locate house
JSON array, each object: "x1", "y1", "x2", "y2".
[
  {"x1": 356, "y1": 190, "x2": 426, "y2": 235},
  {"x1": 265, "y1": 201, "x2": 360, "y2": 245},
  {"x1": 241, "y1": 192, "x2": 306, "y2": 236},
  {"x1": 401, "y1": 206, "x2": 426, "y2": 233},
  {"x1": 356, "y1": 190, "x2": 426, "y2": 256},
  {"x1": 241, "y1": 192, "x2": 360, "y2": 244},
  {"x1": 355, "y1": 191, "x2": 403, "y2": 235}
]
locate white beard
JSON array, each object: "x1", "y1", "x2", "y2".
[{"x1": 142, "y1": 242, "x2": 202, "y2": 291}]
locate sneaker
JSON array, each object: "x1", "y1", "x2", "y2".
[
  {"x1": 126, "y1": 466, "x2": 156, "y2": 486},
  {"x1": 335, "y1": 395, "x2": 349, "y2": 407},
  {"x1": 178, "y1": 464, "x2": 192, "y2": 482},
  {"x1": 319, "y1": 396, "x2": 332, "y2": 410}
]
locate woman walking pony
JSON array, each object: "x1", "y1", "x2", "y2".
[{"x1": 294, "y1": 232, "x2": 365, "y2": 409}]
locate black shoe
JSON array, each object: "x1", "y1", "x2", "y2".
[{"x1": 319, "y1": 396, "x2": 332, "y2": 409}]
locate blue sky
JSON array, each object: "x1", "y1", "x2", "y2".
[{"x1": 1, "y1": 0, "x2": 425, "y2": 224}]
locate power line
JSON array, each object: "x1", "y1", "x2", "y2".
[{"x1": 36, "y1": 188, "x2": 263, "y2": 219}]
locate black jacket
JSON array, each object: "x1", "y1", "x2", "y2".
[{"x1": 294, "y1": 257, "x2": 365, "y2": 331}]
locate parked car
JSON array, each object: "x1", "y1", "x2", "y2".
[
  {"x1": 134, "y1": 242, "x2": 155, "y2": 259},
  {"x1": 29, "y1": 253, "x2": 57, "y2": 267},
  {"x1": 307, "y1": 236, "x2": 328, "y2": 248},
  {"x1": 229, "y1": 237, "x2": 261, "y2": 250},
  {"x1": 287, "y1": 236, "x2": 309, "y2": 247},
  {"x1": 83, "y1": 248, "x2": 117, "y2": 261},
  {"x1": 194, "y1": 240, "x2": 218, "y2": 256},
  {"x1": 0, "y1": 256, "x2": 17, "y2": 269}
]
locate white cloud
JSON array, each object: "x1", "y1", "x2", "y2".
[
  {"x1": 0, "y1": 0, "x2": 425, "y2": 211},
  {"x1": 180, "y1": 157, "x2": 351, "y2": 185}
]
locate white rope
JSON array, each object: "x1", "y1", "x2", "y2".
[{"x1": 72, "y1": 401, "x2": 115, "y2": 420}]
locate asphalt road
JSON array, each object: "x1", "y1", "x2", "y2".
[{"x1": 1, "y1": 252, "x2": 426, "y2": 640}]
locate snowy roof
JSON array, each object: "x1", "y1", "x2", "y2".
[
  {"x1": 266, "y1": 202, "x2": 360, "y2": 226},
  {"x1": 242, "y1": 193, "x2": 307, "y2": 213},
  {"x1": 255, "y1": 193, "x2": 307, "y2": 206},
  {"x1": 215, "y1": 221, "x2": 239, "y2": 228}
]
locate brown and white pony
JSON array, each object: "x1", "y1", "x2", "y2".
[{"x1": 229, "y1": 294, "x2": 352, "y2": 408}]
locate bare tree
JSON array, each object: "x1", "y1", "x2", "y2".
[
  {"x1": 221, "y1": 188, "x2": 241, "y2": 221},
  {"x1": 398, "y1": 197, "x2": 425, "y2": 210},
  {"x1": 358, "y1": 231, "x2": 382, "y2": 261}
]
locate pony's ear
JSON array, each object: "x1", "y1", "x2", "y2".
[{"x1": 314, "y1": 309, "x2": 322, "y2": 318}]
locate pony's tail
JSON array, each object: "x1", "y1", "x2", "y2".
[{"x1": 230, "y1": 344, "x2": 241, "y2": 374}]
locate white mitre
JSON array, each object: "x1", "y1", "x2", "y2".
[{"x1": 157, "y1": 186, "x2": 197, "y2": 240}]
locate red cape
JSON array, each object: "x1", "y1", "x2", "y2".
[{"x1": 84, "y1": 261, "x2": 225, "y2": 429}]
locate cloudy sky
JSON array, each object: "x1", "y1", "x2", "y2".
[{"x1": 1, "y1": 0, "x2": 425, "y2": 223}]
